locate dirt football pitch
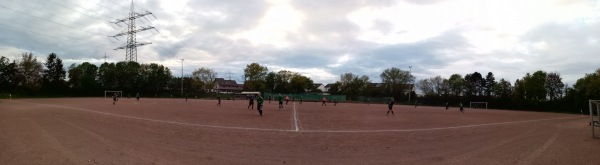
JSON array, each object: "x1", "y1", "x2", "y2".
[{"x1": 1, "y1": 98, "x2": 599, "y2": 164}]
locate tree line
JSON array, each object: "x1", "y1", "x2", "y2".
[
  {"x1": 2, "y1": 53, "x2": 599, "y2": 113},
  {"x1": 0, "y1": 53, "x2": 217, "y2": 97},
  {"x1": 241, "y1": 62, "x2": 600, "y2": 113}
]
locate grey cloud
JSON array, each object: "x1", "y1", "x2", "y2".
[
  {"x1": 183, "y1": 0, "x2": 268, "y2": 33},
  {"x1": 401, "y1": 0, "x2": 447, "y2": 5},
  {"x1": 519, "y1": 22, "x2": 600, "y2": 84}
]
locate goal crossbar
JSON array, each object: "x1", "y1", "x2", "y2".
[
  {"x1": 590, "y1": 100, "x2": 600, "y2": 138},
  {"x1": 469, "y1": 102, "x2": 488, "y2": 109}
]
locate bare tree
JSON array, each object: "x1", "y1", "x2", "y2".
[
  {"x1": 18, "y1": 52, "x2": 43, "y2": 91},
  {"x1": 192, "y1": 67, "x2": 217, "y2": 92},
  {"x1": 380, "y1": 67, "x2": 413, "y2": 98}
]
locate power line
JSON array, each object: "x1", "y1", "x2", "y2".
[
  {"x1": 0, "y1": 0, "x2": 196, "y2": 64},
  {"x1": 44, "y1": 0, "x2": 116, "y2": 21},
  {"x1": 0, "y1": 21, "x2": 113, "y2": 50},
  {"x1": 51, "y1": 0, "x2": 127, "y2": 21},
  {"x1": 109, "y1": 0, "x2": 156, "y2": 62},
  {"x1": 0, "y1": 4, "x2": 110, "y2": 37}
]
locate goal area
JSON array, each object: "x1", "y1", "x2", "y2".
[
  {"x1": 470, "y1": 102, "x2": 488, "y2": 109},
  {"x1": 104, "y1": 91, "x2": 123, "y2": 99},
  {"x1": 590, "y1": 100, "x2": 600, "y2": 138}
]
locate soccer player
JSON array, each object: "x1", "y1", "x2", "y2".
[
  {"x1": 446, "y1": 102, "x2": 450, "y2": 110},
  {"x1": 322, "y1": 97, "x2": 327, "y2": 106},
  {"x1": 112, "y1": 93, "x2": 118, "y2": 105},
  {"x1": 217, "y1": 95, "x2": 221, "y2": 106},
  {"x1": 257, "y1": 93, "x2": 264, "y2": 117},
  {"x1": 414, "y1": 100, "x2": 419, "y2": 108},
  {"x1": 135, "y1": 93, "x2": 140, "y2": 101},
  {"x1": 459, "y1": 102, "x2": 464, "y2": 113},
  {"x1": 285, "y1": 95, "x2": 289, "y2": 105},
  {"x1": 333, "y1": 99, "x2": 338, "y2": 106},
  {"x1": 386, "y1": 98, "x2": 394, "y2": 116},
  {"x1": 248, "y1": 95, "x2": 255, "y2": 110},
  {"x1": 299, "y1": 97, "x2": 303, "y2": 104},
  {"x1": 278, "y1": 94, "x2": 284, "y2": 110}
]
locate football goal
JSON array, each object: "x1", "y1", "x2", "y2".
[
  {"x1": 590, "y1": 100, "x2": 600, "y2": 138},
  {"x1": 0, "y1": 93, "x2": 12, "y2": 100},
  {"x1": 470, "y1": 102, "x2": 488, "y2": 109},
  {"x1": 104, "y1": 91, "x2": 123, "y2": 99}
]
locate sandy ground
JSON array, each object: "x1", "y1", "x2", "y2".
[{"x1": 0, "y1": 98, "x2": 598, "y2": 165}]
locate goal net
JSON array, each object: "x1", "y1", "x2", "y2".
[
  {"x1": 590, "y1": 100, "x2": 600, "y2": 138},
  {"x1": 104, "y1": 91, "x2": 123, "y2": 99},
  {"x1": 470, "y1": 102, "x2": 488, "y2": 109}
]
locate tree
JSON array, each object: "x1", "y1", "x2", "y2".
[
  {"x1": 265, "y1": 72, "x2": 277, "y2": 92},
  {"x1": 441, "y1": 79, "x2": 450, "y2": 97},
  {"x1": 68, "y1": 62, "x2": 98, "y2": 95},
  {"x1": 494, "y1": 78, "x2": 512, "y2": 99},
  {"x1": 0, "y1": 56, "x2": 18, "y2": 93},
  {"x1": 42, "y1": 53, "x2": 66, "y2": 95},
  {"x1": 327, "y1": 82, "x2": 342, "y2": 94},
  {"x1": 274, "y1": 70, "x2": 295, "y2": 93},
  {"x1": 545, "y1": 72, "x2": 564, "y2": 101},
  {"x1": 464, "y1": 72, "x2": 483, "y2": 96},
  {"x1": 192, "y1": 67, "x2": 216, "y2": 92},
  {"x1": 140, "y1": 63, "x2": 171, "y2": 96},
  {"x1": 431, "y1": 76, "x2": 444, "y2": 97},
  {"x1": 448, "y1": 74, "x2": 464, "y2": 97},
  {"x1": 290, "y1": 75, "x2": 314, "y2": 93},
  {"x1": 339, "y1": 73, "x2": 353, "y2": 86},
  {"x1": 380, "y1": 67, "x2": 413, "y2": 99},
  {"x1": 513, "y1": 79, "x2": 525, "y2": 101},
  {"x1": 338, "y1": 73, "x2": 370, "y2": 96},
  {"x1": 243, "y1": 63, "x2": 268, "y2": 91},
  {"x1": 98, "y1": 62, "x2": 117, "y2": 90},
  {"x1": 484, "y1": 72, "x2": 496, "y2": 97},
  {"x1": 523, "y1": 71, "x2": 547, "y2": 101},
  {"x1": 417, "y1": 78, "x2": 435, "y2": 97},
  {"x1": 114, "y1": 61, "x2": 141, "y2": 93},
  {"x1": 17, "y1": 52, "x2": 43, "y2": 93},
  {"x1": 572, "y1": 69, "x2": 600, "y2": 101}
]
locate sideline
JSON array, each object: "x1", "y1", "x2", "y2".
[{"x1": 12, "y1": 100, "x2": 582, "y2": 133}]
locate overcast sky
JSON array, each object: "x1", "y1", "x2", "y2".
[{"x1": 0, "y1": 0, "x2": 599, "y2": 85}]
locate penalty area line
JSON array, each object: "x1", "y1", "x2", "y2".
[{"x1": 13, "y1": 100, "x2": 295, "y2": 132}]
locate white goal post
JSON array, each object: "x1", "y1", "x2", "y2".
[
  {"x1": 590, "y1": 100, "x2": 600, "y2": 138},
  {"x1": 470, "y1": 102, "x2": 488, "y2": 109},
  {"x1": 104, "y1": 91, "x2": 123, "y2": 99}
]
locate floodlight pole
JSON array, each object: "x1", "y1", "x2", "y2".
[
  {"x1": 181, "y1": 59, "x2": 184, "y2": 96},
  {"x1": 409, "y1": 66, "x2": 412, "y2": 103}
]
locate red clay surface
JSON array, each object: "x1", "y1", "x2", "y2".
[{"x1": 0, "y1": 98, "x2": 598, "y2": 164}]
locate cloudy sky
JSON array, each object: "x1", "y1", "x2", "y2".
[{"x1": 0, "y1": 0, "x2": 599, "y2": 85}]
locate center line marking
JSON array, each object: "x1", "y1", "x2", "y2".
[{"x1": 293, "y1": 102, "x2": 300, "y2": 132}]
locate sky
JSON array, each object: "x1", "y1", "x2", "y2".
[{"x1": 0, "y1": 0, "x2": 599, "y2": 85}]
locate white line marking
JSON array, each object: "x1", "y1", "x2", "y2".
[
  {"x1": 13, "y1": 100, "x2": 582, "y2": 133},
  {"x1": 293, "y1": 102, "x2": 299, "y2": 132},
  {"x1": 300, "y1": 117, "x2": 579, "y2": 133}
]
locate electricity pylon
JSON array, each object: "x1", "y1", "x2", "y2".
[{"x1": 109, "y1": 0, "x2": 156, "y2": 62}]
